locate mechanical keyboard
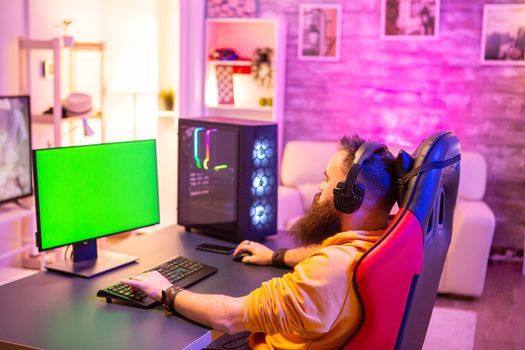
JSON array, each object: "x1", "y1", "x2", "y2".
[{"x1": 97, "y1": 255, "x2": 218, "y2": 308}]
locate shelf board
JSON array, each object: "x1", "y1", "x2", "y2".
[
  {"x1": 32, "y1": 114, "x2": 102, "y2": 124},
  {"x1": 19, "y1": 38, "x2": 54, "y2": 50},
  {"x1": 158, "y1": 110, "x2": 177, "y2": 118},
  {"x1": 205, "y1": 105, "x2": 273, "y2": 112},
  {"x1": 0, "y1": 204, "x2": 34, "y2": 223},
  {"x1": 73, "y1": 42, "x2": 104, "y2": 51},
  {"x1": 208, "y1": 60, "x2": 251, "y2": 66},
  {"x1": 206, "y1": 18, "x2": 278, "y2": 25}
]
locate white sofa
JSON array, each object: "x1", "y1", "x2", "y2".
[
  {"x1": 437, "y1": 151, "x2": 496, "y2": 297},
  {"x1": 277, "y1": 141, "x2": 495, "y2": 298}
]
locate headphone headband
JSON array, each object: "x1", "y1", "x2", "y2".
[
  {"x1": 343, "y1": 142, "x2": 388, "y2": 191},
  {"x1": 333, "y1": 141, "x2": 388, "y2": 214}
]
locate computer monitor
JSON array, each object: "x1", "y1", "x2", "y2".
[
  {"x1": 0, "y1": 95, "x2": 32, "y2": 206},
  {"x1": 178, "y1": 117, "x2": 277, "y2": 242},
  {"x1": 33, "y1": 140, "x2": 160, "y2": 278}
]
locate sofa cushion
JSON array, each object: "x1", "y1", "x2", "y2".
[
  {"x1": 280, "y1": 141, "x2": 338, "y2": 187},
  {"x1": 458, "y1": 151, "x2": 487, "y2": 200},
  {"x1": 285, "y1": 215, "x2": 301, "y2": 231},
  {"x1": 296, "y1": 183, "x2": 320, "y2": 210},
  {"x1": 438, "y1": 200, "x2": 495, "y2": 296},
  {"x1": 277, "y1": 186, "x2": 304, "y2": 230}
]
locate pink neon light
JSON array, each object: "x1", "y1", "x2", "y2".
[{"x1": 203, "y1": 129, "x2": 218, "y2": 170}]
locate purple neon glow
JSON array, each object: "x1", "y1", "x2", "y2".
[{"x1": 203, "y1": 128, "x2": 218, "y2": 170}]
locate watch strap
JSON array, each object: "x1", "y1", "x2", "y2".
[
  {"x1": 162, "y1": 286, "x2": 184, "y2": 314},
  {"x1": 271, "y1": 248, "x2": 289, "y2": 269}
]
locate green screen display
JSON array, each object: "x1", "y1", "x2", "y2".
[{"x1": 34, "y1": 140, "x2": 160, "y2": 251}]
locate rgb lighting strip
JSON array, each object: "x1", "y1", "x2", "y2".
[
  {"x1": 203, "y1": 129, "x2": 218, "y2": 170},
  {"x1": 193, "y1": 127, "x2": 204, "y2": 169},
  {"x1": 193, "y1": 127, "x2": 228, "y2": 171}
]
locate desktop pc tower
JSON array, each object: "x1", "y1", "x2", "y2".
[{"x1": 178, "y1": 117, "x2": 277, "y2": 242}]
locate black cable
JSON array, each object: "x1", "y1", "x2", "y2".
[
  {"x1": 221, "y1": 333, "x2": 250, "y2": 349},
  {"x1": 399, "y1": 154, "x2": 461, "y2": 185},
  {"x1": 203, "y1": 332, "x2": 250, "y2": 350}
]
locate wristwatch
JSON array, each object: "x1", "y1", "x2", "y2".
[
  {"x1": 271, "y1": 248, "x2": 289, "y2": 269},
  {"x1": 161, "y1": 286, "x2": 184, "y2": 314}
]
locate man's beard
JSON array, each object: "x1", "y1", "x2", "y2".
[{"x1": 289, "y1": 193, "x2": 341, "y2": 246}]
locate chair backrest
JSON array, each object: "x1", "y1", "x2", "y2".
[{"x1": 343, "y1": 131, "x2": 461, "y2": 350}]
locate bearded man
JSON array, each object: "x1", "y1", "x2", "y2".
[{"x1": 122, "y1": 134, "x2": 397, "y2": 350}]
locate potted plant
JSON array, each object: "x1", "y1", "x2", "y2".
[
  {"x1": 62, "y1": 19, "x2": 74, "y2": 47},
  {"x1": 159, "y1": 89, "x2": 175, "y2": 111},
  {"x1": 251, "y1": 47, "x2": 274, "y2": 88}
]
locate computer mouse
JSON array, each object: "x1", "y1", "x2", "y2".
[{"x1": 233, "y1": 252, "x2": 252, "y2": 262}]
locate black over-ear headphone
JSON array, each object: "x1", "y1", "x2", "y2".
[{"x1": 333, "y1": 142, "x2": 388, "y2": 214}]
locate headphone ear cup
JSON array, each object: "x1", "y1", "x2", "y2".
[
  {"x1": 333, "y1": 181, "x2": 365, "y2": 214},
  {"x1": 350, "y1": 181, "x2": 365, "y2": 213},
  {"x1": 333, "y1": 181, "x2": 355, "y2": 214},
  {"x1": 333, "y1": 181, "x2": 346, "y2": 212}
]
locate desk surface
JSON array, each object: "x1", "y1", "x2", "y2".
[{"x1": 0, "y1": 226, "x2": 293, "y2": 350}]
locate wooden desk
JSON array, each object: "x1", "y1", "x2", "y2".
[{"x1": 0, "y1": 226, "x2": 292, "y2": 349}]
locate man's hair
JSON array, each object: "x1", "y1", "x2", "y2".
[{"x1": 339, "y1": 134, "x2": 397, "y2": 212}]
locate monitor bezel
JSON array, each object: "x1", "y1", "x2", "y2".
[
  {"x1": 33, "y1": 139, "x2": 161, "y2": 252},
  {"x1": 0, "y1": 95, "x2": 33, "y2": 206}
]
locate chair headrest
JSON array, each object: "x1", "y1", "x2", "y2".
[
  {"x1": 395, "y1": 131, "x2": 461, "y2": 225},
  {"x1": 395, "y1": 150, "x2": 414, "y2": 204}
]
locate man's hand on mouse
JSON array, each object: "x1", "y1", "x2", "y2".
[{"x1": 233, "y1": 240, "x2": 274, "y2": 265}]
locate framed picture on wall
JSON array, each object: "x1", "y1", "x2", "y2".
[
  {"x1": 298, "y1": 4, "x2": 342, "y2": 61},
  {"x1": 481, "y1": 4, "x2": 525, "y2": 65},
  {"x1": 381, "y1": 0, "x2": 440, "y2": 39},
  {"x1": 206, "y1": 0, "x2": 258, "y2": 18},
  {"x1": 42, "y1": 60, "x2": 54, "y2": 80}
]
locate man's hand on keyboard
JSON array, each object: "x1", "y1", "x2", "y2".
[{"x1": 120, "y1": 271, "x2": 172, "y2": 301}]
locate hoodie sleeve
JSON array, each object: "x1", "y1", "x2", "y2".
[{"x1": 242, "y1": 245, "x2": 362, "y2": 335}]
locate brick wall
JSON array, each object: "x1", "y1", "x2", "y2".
[{"x1": 259, "y1": 0, "x2": 525, "y2": 248}]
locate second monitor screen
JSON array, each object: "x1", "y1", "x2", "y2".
[{"x1": 178, "y1": 124, "x2": 237, "y2": 225}]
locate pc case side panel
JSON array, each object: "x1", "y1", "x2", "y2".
[
  {"x1": 177, "y1": 119, "x2": 239, "y2": 239},
  {"x1": 237, "y1": 124, "x2": 278, "y2": 242}
]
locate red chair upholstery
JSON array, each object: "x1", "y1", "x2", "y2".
[{"x1": 344, "y1": 131, "x2": 461, "y2": 350}]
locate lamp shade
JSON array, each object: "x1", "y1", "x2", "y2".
[{"x1": 110, "y1": 48, "x2": 158, "y2": 94}]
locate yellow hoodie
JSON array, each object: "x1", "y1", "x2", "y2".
[{"x1": 242, "y1": 230, "x2": 383, "y2": 350}]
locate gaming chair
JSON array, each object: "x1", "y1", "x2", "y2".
[{"x1": 343, "y1": 131, "x2": 461, "y2": 350}]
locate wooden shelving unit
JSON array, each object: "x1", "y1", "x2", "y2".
[
  {"x1": 203, "y1": 17, "x2": 287, "y2": 161},
  {"x1": 18, "y1": 37, "x2": 105, "y2": 147},
  {"x1": 0, "y1": 203, "x2": 43, "y2": 274}
]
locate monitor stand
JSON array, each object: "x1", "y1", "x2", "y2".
[{"x1": 45, "y1": 240, "x2": 139, "y2": 278}]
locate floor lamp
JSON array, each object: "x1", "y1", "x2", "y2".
[{"x1": 109, "y1": 48, "x2": 158, "y2": 140}]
